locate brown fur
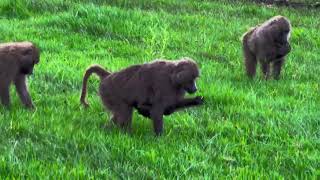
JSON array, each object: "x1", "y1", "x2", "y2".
[
  {"x1": 80, "y1": 57, "x2": 203, "y2": 135},
  {"x1": 242, "y1": 15, "x2": 291, "y2": 79},
  {"x1": 0, "y1": 42, "x2": 40, "y2": 108}
]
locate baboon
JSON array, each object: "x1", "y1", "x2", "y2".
[
  {"x1": 0, "y1": 42, "x2": 40, "y2": 108},
  {"x1": 80, "y1": 57, "x2": 204, "y2": 135},
  {"x1": 242, "y1": 15, "x2": 291, "y2": 79}
]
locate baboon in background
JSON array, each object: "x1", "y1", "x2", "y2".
[
  {"x1": 242, "y1": 15, "x2": 291, "y2": 79},
  {"x1": 0, "y1": 42, "x2": 40, "y2": 108},
  {"x1": 80, "y1": 58, "x2": 204, "y2": 135}
]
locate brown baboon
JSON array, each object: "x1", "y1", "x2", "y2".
[
  {"x1": 242, "y1": 15, "x2": 291, "y2": 79},
  {"x1": 0, "y1": 42, "x2": 40, "y2": 108},
  {"x1": 80, "y1": 57, "x2": 204, "y2": 135}
]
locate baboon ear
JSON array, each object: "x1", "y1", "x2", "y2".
[
  {"x1": 171, "y1": 70, "x2": 190, "y2": 86},
  {"x1": 22, "y1": 48, "x2": 33, "y2": 56}
]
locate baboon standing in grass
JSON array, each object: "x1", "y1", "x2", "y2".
[
  {"x1": 242, "y1": 15, "x2": 291, "y2": 80},
  {"x1": 80, "y1": 58, "x2": 204, "y2": 135},
  {"x1": 0, "y1": 42, "x2": 40, "y2": 108}
]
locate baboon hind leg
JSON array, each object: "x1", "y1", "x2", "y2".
[{"x1": 243, "y1": 45, "x2": 257, "y2": 78}]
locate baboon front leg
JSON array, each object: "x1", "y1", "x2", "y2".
[
  {"x1": 164, "y1": 96, "x2": 204, "y2": 115},
  {"x1": 0, "y1": 83, "x2": 10, "y2": 107},
  {"x1": 150, "y1": 106, "x2": 164, "y2": 136},
  {"x1": 261, "y1": 62, "x2": 270, "y2": 80},
  {"x1": 272, "y1": 59, "x2": 284, "y2": 80},
  {"x1": 136, "y1": 96, "x2": 204, "y2": 118},
  {"x1": 175, "y1": 96, "x2": 204, "y2": 109},
  {"x1": 14, "y1": 75, "x2": 34, "y2": 108}
]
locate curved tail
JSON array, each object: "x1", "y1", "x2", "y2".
[{"x1": 80, "y1": 64, "x2": 111, "y2": 107}]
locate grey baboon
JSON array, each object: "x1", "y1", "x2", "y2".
[
  {"x1": 0, "y1": 42, "x2": 40, "y2": 108},
  {"x1": 242, "y1": 15, "x2": 291, "y2": 79},
  {"x1": 80, "y1": 58, "x2": 204, "y2": 135}
]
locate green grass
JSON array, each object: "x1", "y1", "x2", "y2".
[{"x1": 0, "y1": 0, "x2": 319, "y2": 178}]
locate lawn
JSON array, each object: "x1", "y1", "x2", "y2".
[{"x1": 0, "y1": 0, "x2": 319, "y2": 178}]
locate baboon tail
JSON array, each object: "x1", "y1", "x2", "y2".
[{"x1": 80, "y1": 64, "x2": 111, "y2": 107}]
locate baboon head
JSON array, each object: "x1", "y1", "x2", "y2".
[
  {"x1": 273, "y1": 17, "x2": 291, "y2": 43},
  {"x1": 19, "y1": 45, "x2": 40, "y2": 75},
  {"x1": 269, "y1": 16, "x2": 292, "y2": 57},
  {"x1": 276, "y1": 42, "x2": 291, "y2": 59},
  {"x1": 171, "y1": 58, "x2": 199, "y2": 94}
]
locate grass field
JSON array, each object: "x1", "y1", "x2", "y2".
[{"x1": 0, "y1": 0, "x2": 319, "y2": 178}]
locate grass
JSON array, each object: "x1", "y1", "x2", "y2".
[{"x1": 0, "y1": 0, "x2": 319, "y2": 178}]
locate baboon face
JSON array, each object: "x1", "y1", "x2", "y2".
[
  {"x1": 276, "y1": 42, "x2": 291, "y2": 59},
  {"x1": 271, "y1": 17, "x2": 292, "y2": 58},
  {"x1": 274, "y1": 30, "x2": 291, "y2": 58},
  {"x1": 274, "y1": 29, "x2": 291, "y2": 56},
  {"x1": 19, "y1": 47, "x2": 40, "y2": 75},
  {"x1": 20, "y1": 60, "x2": 34, "y2": 75},
  {"x1": 182, "y1": 79, "x2": 197, "y2": 94},
  {"x1": 275, "y1": 29, "x2": 290, "y2": 44},
  {"x1": 267, "y1": 16, "x2": 291, "y2": 44},
  {"x1": 172, "y1": 59, "x2": 199, "y2": 94}
]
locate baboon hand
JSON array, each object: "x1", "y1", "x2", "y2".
[{"x1": 194, "y1": 96, "x2": 204, "y2": 105}]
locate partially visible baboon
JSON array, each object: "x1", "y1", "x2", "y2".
[
  {"x1": 80, "y1": 58, "x2": 204, "y2": 135},
  {"x1": 242, "y1": 15, "x2": 291, "y2": 79},
  {"x1": 0, "y1": 42, "x2": 40, "y2": 108}
]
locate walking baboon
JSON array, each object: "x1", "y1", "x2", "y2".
[
  {"x1": 242, "y1": 15, "x2": 291, "y2": 79},
  {"x1": 80, "y1": 58, "x2": 204, "y2": 135},
  {"x1": 0, "y1": 42, "x2": 40, "y2": 108}
]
